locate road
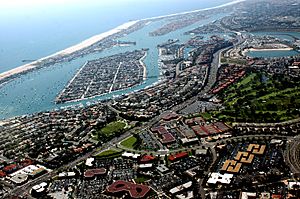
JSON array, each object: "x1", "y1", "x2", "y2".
[
  {"x1": 9, "y1": 119, "x2": 297, "y2": 198},
  {"x1": 284, "y1": 137, "x2": 300, "y2": 175},
  {"x1": 8, "y1": 33, "x2": 286, "y2": 198},
  {"x1": 9, "y1": 129, "x2": 133, "y2": 197}
]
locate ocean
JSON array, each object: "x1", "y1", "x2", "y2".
[
  {"x1": 0, "y1": 0, "x2": 236, "y2": 119},
  {"x1": 0, "y1": 0, "x2": 233, "y2": 72}
]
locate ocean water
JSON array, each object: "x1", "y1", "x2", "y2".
[
  {"x1": 0, "y1": 0, "x2": 233, "y2": 72},
  {"x1": 0, "y1": 0, "x2": 235, "y2": 119},
  {"x1": 247, "y1": 50, "x2": 300, "y2": 58},
  {"x1": 247, "y1": 32, "x2": 300, "y2": 58}
]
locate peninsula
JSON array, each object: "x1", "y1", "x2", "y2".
[{"x1": 0, "y1": 0, "x2": 300, "y2": 198}]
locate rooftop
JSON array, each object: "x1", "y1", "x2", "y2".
[
  {"x1": 169, "y1": 152, "x2": 188, "y2": 161},
  {"x1": 107, "y1": 180, "x2": 151, "y2": 199},
  {"x1": 84, "y1": 168, "x2": 106, "y2": 178},
  {"x1": 207, "y1": 172, "x2": 233, "y2": 184}
]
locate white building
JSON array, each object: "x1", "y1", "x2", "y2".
[{"x1": 207, "y1": 172, "x2": 233, "y2": 185}]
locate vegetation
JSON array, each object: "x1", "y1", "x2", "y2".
[
  {"x1": 95, "y1": 149, "x2": 123, "y2": 159},
  {"x1": 94, "y1": 120, "x2": 127, "y2": 141},
  {"x1": 101, "y1": 121, "x2": 126, "y2": 136},
  {"x1": 120, "y1": 136, "x2": 137, "y2": 149},
  {"x1": 134, "y1": 176, "x2": 150, "y2": 183},
  {"x1": 185, "y1": 112, "x2": 212, "y2": 120},
  {"x1": 213, "y1": 72, "x2": 300, "y2": 122}
]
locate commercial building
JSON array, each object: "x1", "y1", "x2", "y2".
[
  {"x1": 107, "y1": 180, "x2": 151, "y2": 199},
  {"x1": 84, "y1": 168, "x2": 106, "y2": 179},
  {"x1": 207, "y1": 172, "x2": 233, "y2": 185}
]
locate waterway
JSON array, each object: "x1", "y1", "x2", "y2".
[
  {"x1": 0, "y1": 0, "x2": 233, "y2": 73},
  {"x1": 246, "y1": 31, "x2": 300, "y2": 58},
  {"x1": 247, "y1": 50, "x2": 300, "y2": 58},
  {"x1": 2, "y1": 2, "x2": 299, "y2": 120},
  {"x1": 0, "y1": 10, "x2": 229, "y2": 119}
]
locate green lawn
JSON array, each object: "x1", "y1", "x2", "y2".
[
  {"x1": 213, "y1": 72, "x2": 300, "y2": 123},
  {"x1": 95, "y1": 149, "x2": 122, "y2": 159},
  {"x1": 100, "y1": 121, "x2": 126, "y2": 136},
  {"x1": 120, "y1": 136, "x2": 137, "y2": 149},
  {"x1": 200, "y1": 112, "x2": 212, "y2": 120},
  {"x1": 135, "y1": 176, "x2": 150, "y2": 183},
  {"x1": 94, "y1": 120, "x2": 128, "y2": 141}
]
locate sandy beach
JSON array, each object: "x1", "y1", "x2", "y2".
[
  {"x1": 141, "y1": 0, "x2": 245, "y2": 21},
  {"x1": 242, "y1": 47, "x2": 295, "y2": 56},
  {"x1": 248, "y1": 47, "x2": 294, "y2": 52},
  {"x1": 0, "y1": 0, "x2": 245, "y2": 84},
  {"x1": 0, "y1": 20, "x2": 139, "y2": 83}
]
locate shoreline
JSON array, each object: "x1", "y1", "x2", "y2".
[
  {"x1": 55, "y1": 61, "x2": 88, "y2": 103},
  {"x1": 247, "y1": 47, "x2": 294, "y2": 52},
  {"x1": 141, "y1": 0, "x2": 245, "y2": 21},
  {"x1": 0, "y1": 20, "x2": 139, "y2": 83},
  {"x1": 0, "y1": 0, "x2": 245, "y2": 84},
  {"x1": 140, "y1": 51, "x2": 148, "y2": 81}
]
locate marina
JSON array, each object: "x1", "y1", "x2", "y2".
[
  {"x1": 0, "y1": 9, "x2": 229, "y2": 119},
  {"x1": 55, "y1": 50, "x2": 147, "y2": 104},
  {"x1": 246, "y1": 49, "x2": 300, "y2": 58}
]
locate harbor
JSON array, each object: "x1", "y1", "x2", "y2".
[{"x1": 0, "y1": 8, "x2": 229, "y2": 119}]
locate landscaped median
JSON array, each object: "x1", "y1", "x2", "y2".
[{"x1": 94, "y1": 148, "x2": 123, "y2": 159}]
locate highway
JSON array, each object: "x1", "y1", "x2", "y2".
[{"x1": 8, "y1": 32, "x2": 292, "y2": 198}]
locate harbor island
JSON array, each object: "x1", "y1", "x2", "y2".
[{"x1": 0, "y1": 0, "x2": 300, "y2": 198}]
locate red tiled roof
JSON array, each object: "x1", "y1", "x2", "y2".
[
  {"x1": 107, "y1": 180, "x2": 150, "y2": 199},
  {"x1": 161, "y1": 133, "x2": 175, "y2": 144},
  {"x1": 211, "y1": 70, "x2": 245, "y2": 94},
  {"x1": 151, "y1": 126, "x2": 175, "y2": 144},
  {"x1": 169, "y1": 152, "x2": 188, "y2": 161},
  {"x1": 272, "y1": 195, "x2": 282, "y2": 199},
  {"x1": 203, "y1": 124, "x2": 220, "y2": 135},
  {"x1": 293, "y1": 62, "x2": 300, "y2": 66},
  {"x1": 140, "y1": 155, "x2": 155, "y2": 163},
  {"x1": 185, "y1": 117, "x2": 205, "y2": 126},
  {"x1": 161, "y1": 113, "x2": 178, "y2": 121},
  {"x1": 0, "y1": 170, "x2": 6, "y2": 177},
  {"x1": 213, "y1": 122, "x2": 230, "y2": 132},
  {"x1": 74, "y1": 147, "x2": 83, "y2": 153},
  {"x1": 3, "y1": 164, "x2": 17, "y2": 173},
  {"x1": 151, "y1": 126, "x2": 169, "y2": 135},
  {"x1": 84, "y1": 168, "x2": 106, "y2": 178},
  {"x1": 20, "y1": 159, "x2": 33, "y2": 167},
  {"x1": 191, "y1": 125, "x2": 207, "y2": 136}
]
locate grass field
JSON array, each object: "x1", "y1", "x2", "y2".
[
  {"x1": 95, "y1": 149, "x2": 123, "y2": 159},
  {"x1": 134, "y1": 176, "x2": 150, "y2": 183},
  {"x1": 120, "y1": 136, "x2": 137, "y2": 149},
  {"x1": 214, "y1": 72, "x2": 300, "y2": 122},
  {"x1": 94, "y1": 120, "x2": 128, "y2": 141},
  {"x1": 100, "y1": 121, "x2": 126, "y2": 136}
]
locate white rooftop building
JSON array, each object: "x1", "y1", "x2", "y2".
[
  {"x1": 58, "y1": 172, "x2": 76, "y2": 178},
  {"x1": 170, "y1": 181, "x2": 193, "y2": 195},
  {"x1": 85, "y1": 158, "x2": 94, "y2": 167},
  {"x1": 240, "y1": 192, "x2": 256, "y2": 199},
  {"x1": 176, "y1": 191, "x2": 194, "y2": 199},
  {"x1": 207, "y1": 172, "x2": 233, "y2": 184},
  {"x1": 138, "y1": 164, "x2": 153, "y2": 169},
  {"x1": 122, "y1": 152, "x2": 140, "y2": 159}
]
